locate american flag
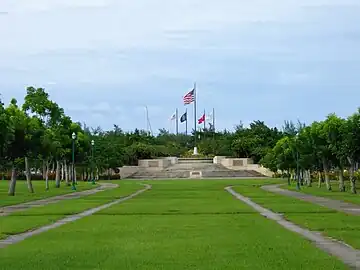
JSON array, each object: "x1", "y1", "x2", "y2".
[{"x1": 183, "y1": 89, "x2": 195, "y2": 105}]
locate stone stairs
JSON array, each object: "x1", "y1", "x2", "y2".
[{"x1": 127, "y1": 158, "x2": 267, "y2": 179}]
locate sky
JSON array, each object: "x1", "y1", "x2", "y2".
[{"x1": 1, "y1": 0, "x2": 360, "y2": 134}]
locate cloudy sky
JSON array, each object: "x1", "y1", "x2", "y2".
[{"x1": 1, "y1": 0, "x2": 360, "y2": 133}]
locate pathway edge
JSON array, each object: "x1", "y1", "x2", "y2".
[
  {"x1": 225, "y1": 186, "x2": 360, "y2": 269},
  {"x1": 0, "y1": 184, "x2": 151, "y2": 248}
]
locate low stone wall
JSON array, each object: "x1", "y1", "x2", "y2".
[
  {"x1": 216, "y1": 158, "x2": 253, "y2": 167},
  {"x1": 138, "y1": 159, "x2": 171, "y2": 169},
  {"x1": 120, "y1": 166, "x2": 139, "y2": 179},
  {"x1": 164, "y1": 157, "x2": 178, "y2": 165},
  {"x1": 213, "y1": 156, "x2": 226, "y2": 164},
  {"x1": 214, "y1": 157, "x2": 273, "y2": 177},
  {"x1": 189, "y1": 171, "x2": 202, "y2": 178},
  {"x1": 243, "y1": 164, "x2": 273, "y2": 177}
]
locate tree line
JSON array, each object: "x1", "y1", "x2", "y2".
[{"x1": 1, "y1": 87, "x2": 358, "y2": 195}]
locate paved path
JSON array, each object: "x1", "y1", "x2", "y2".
[
  {"x1": 0, "y1": 184, "x2": 151, "y2": 248},
  {"x1": 225, "y1": 186, "x2": 360, "y2": 269},
  {"x1": 0, "y1": 182, "x2": 119, "y2": 217},
  {"x1": 262, "y1": 184, "x2": 360, "y2": 216}
]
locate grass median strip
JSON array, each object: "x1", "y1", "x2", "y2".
[
  {"x1": 0, "y1": 180, "x2": 95, "y2": 207},
  {"x1": 0, "y1": 181, "x2": 142, "y2": 240},
  {"x1": 283, "y1": 181, "x2": 360, "y2": 205},
  {"x1": 233, "y1": 184, "x2": 360, "y2": 249},
  {"x1": 0, "y1": 180, "x2": 348, "y2": 269}
]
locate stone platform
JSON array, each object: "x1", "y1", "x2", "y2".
[{"x1": 120, "y1": 157, "x2": 272, "y2": 179}]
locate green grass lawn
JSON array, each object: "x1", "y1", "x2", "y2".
[
  {"x1": 282, "y1": 181, "x2": 360, "y2": 205},
  {"x1": 0, "y1": 180, "x2": 96, "y2": 207},
  {"x1": 233, "y1": 183, "x2": 360, "y2": 250},
  {"x1": 0, "y1": 181, "x2": 143, "y2": 240},
  {"x1": 0, "y1": 179, "x2": 348, "y2": 269}
]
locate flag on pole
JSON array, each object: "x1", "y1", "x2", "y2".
[
  {"x1": 206, "y1": 111, "x2": 213, "y2": 121},
  {"x1": 183, "y1": 89, "x2": 195, "y2": 105},
  {"x1": 180, "y1": 111, "x2": 187, "y2": 122},
  {"x1": 170, "y1": 111, "x2": 176, "y2": 120},
  {"x1": 198, "y1": 113, "x2": 205, "y2": 124}
]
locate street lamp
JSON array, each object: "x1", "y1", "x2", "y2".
[
  {"x1": 295, "y1": 133, "x2": 301, "y2": 190},
  {"x1": 91, "y1": 139, "x2": 96, "y2": 185},
  {"x1": 71, "y1": 132, "x2": 76, "y2": 190}
]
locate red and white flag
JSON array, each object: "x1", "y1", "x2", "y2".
[{"x1": 198, "y1": 113, "x2": 205, "y2": 124}]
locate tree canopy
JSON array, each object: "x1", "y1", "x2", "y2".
[{"x1": 1, "y1": 87, "x2": 359, "y2": 195}]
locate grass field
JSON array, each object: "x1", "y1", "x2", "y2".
[
  {"x1": 0, "y1": 180, "x2": 95, "y2": 207},
  {"x1": 0, "y1": 181, "x2": 142, "y2": 240},
  {"x1": 233, "y1": 183, "x2": 360, "y2": 249},
  {"x1": 0, "y1": 179, "x2": 348, "y2": 270},
  {"x1": 283, "y1": 181, "x2": 360, "y2": 205}
]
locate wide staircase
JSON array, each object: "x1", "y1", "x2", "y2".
[{"x1": 128, "y1": 158, "x2": 265, "y2": 179}]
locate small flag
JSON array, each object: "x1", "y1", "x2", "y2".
[
  {"x1": 180, "y1": 112, "x2": 187, "y2": 122},
  {"x1": 183, "y1": 89, "x2": 195, "y2": 105},
  {"x1": 206, "y1": 111, "x2": 213, "y2": 121},
  {"x1": 198, "y1": 113, "x2": 205, "y2": 124},
  {"x1": 170, "y1": 111, "x2": 176, "y2": 120}
]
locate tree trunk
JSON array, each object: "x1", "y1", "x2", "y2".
[
  {"x1": 61, "y1": 162, "x2": 64, "y2": 181},
  {"x1": 8, "y1": 165, "x2": 17, "y2": 196},
  {"x1": 42, "y1": 160, "x2": 46, "y2": 180},
  {"x1": 338, "y1": 166, "x2": 345, "y2": 192},
  {"x1": 64, "y1": 161, "x2": 70, "y2": 186},
  {"x1": 318, "y1": 171, "x2": 322, "y2": 188},
  {"x1": 25, "y1": 156, "x2": 34, "y2": 193},
  {"x1": 348, "y1": 157, "x2": 357, "y2": 194},
  {"x1": 290, "y1": 171, "x2": 294, "y2": 182},
  {"x1": 55, "y1": 160, "x2": 61, "y2": 188},
  {"x1": 308, "y1": 170, "x2": 312, "y2": 187},
  {"x1": 287, "y1": 169, "x2": 291, "y2": 185},
  {"x1": 45, "y1": 161, "x2": 49, "y2": 190},
  {"x1": 305, "y1": 170, "x2": 312, "y2": 187},
  {"x1": 322, "y1": 158, "x2": 332, "y2": 191}
]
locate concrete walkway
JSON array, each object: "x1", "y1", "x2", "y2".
[
  {"x1": 0, "y1": 182, "x2": 119, "y2": 217},
  {"x1": 0, "y1": 184, "x2": 151, "y2": 248},
  {"x1": 225, "y1": 186, "x2": 360, "y2": 269},
  {"x1": 262, "y1": 184, "x2": 360, "y2": 216}
]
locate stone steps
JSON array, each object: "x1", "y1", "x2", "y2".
[
  {"x1": 128, "y1": 169, "x2": 265, "y2": 179},
  {"x1": 177, "y1": 158, "x2": 213, "y2": 164},
  {"x1": 201, "y1": 170, "x2": 261, "y2": 178}
]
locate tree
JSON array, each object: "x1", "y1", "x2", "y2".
[
  {"x1": 341, "y1": 110, "x2": 360, "y2": 194},
  {"x1": 322, "y1": 114, "x2": 347, "y2": 191},
  {"x1": 309, "y1": 121, "x2": 334, "y2": 190},
  {"x1": 272, "y1": 136, "x2": 295, "y2": 185},
  {"x1": 6, "y1": 99, "x2": 28, "y2": 196}
]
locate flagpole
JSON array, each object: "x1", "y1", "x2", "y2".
[
  {"x1": 204, "y1": 109, "x2": 206, "y2": 130},
  {"x1": 185, "y1": 108, "x2": 188, "y2": 135},
  {"x1": 176, "y1": 108, "x2": 178, "y2": 135},
  {"x1": 212, "y1": 107, "x2": 215, "y2": 131},
  {"x1": 193, "y1": 82, "x2": 197, "y2": 155}
]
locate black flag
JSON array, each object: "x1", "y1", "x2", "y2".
[{"x1": 180, "y1": 112, "x2": 187, "y2": 122}]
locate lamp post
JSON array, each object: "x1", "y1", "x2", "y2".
[
  {"x1": 71, "y1": 132, "x2": 76, "y2": 190},
  {"x1": 295, "y1": 133, "x2": 301, "y2": 190},
  {"x1": 91, "y1": 139, "x2": 96, "y2": 185}
]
